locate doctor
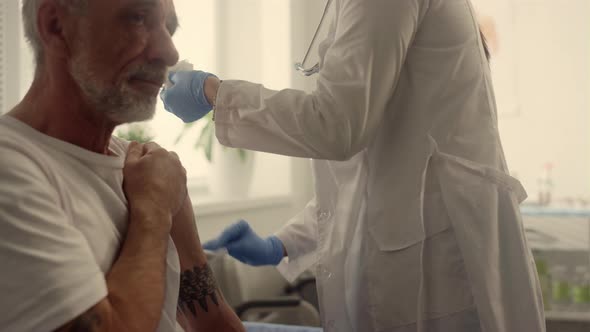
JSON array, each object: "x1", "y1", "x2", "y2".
[{"x1": 161, "y1": 0, "x2": 545, "y2": 331}]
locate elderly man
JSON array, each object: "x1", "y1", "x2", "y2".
[{"x1": 0, "y1": 0, "x2": 244, "y2": 331}]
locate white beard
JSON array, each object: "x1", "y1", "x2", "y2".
[{"x1": 69, "y1": 48, "x2": 158, "y2": 124}]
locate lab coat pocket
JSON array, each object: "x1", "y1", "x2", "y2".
[
  {"x1": 366, "y1": 160, "x2": 473, "y2": 329},
  {"x1": 367, "y1": 147, "x2": 450, "y2": 252},
  {"x1": 367, "y1": 191, "x2": 474, "y2": 329},
  {"x1": 368, "y1": 189, "x2": 452, "y2": 253},
  {"x1": 432, "y1": 153, "x2": 546, "y2": 331},
  {"x1": 432, "y1": 152, "x2": 527, "y2": 204},
  {"x1": 431, "y1": 151, "x2": 528, "y2": 271}
]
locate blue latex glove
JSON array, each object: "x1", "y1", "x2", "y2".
[
  {"x1": 160, "y1": 70, "x2": 216, "y2": 123},
  {"x1": 203, "y1": 220, "x2": 285, "y2": 266}
]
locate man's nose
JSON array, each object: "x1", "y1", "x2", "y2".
[{"x1": 147, "y1": 26, "x2": 180, "y2": 67}]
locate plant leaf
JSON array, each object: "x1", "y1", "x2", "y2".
[
  {"x1": 188, "y1": 114, "x2": 248, "y2": 164},
  {"x1": 174, "y1": 122, "x2": 196, "y2": 144},
  {"x1": 195, "y1": 120, "x2": 214, "y2": 162},
  {"x1": 116, "y1": 124, "x2": 154, "y2": 143},
  {"x1": 238, "y1": 149, "x2": 247, "y2": 162},
  {"x1": 194, "y1": 122, "x2": 210, "y2": 149},
  {"x1": 203, "y1": 123, "x2": 214, "y2": 162}
]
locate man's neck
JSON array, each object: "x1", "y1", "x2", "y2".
[{"x1": 8, "y1": 69, "x2": 117, "y2": 155}]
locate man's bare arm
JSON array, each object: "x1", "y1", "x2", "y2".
[
  {"x1": 178, "y1": 263, "x2": 220, "y2": 316},
  {"x1": 54, "y1": 206, "x2": 172, "y2": 332},
  {"x1": 55, "y1": 142, "x2": 187, "y2": 332},
  {"x1": 171, "y1": 197, "x2": 245, "y2": 332},
  {"x1": 55, "y1": 303, "x2": 105, "y2": 332}
]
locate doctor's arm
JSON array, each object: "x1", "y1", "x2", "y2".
[
  {"x1": 209, "y1": 0, "x2": 420, "y2": 160},
  {"x1": 203, "y1": 198, "x2": 320, "y2": 282},
  {"x1": 170, "y1": 196, "x2": 245, "y2": 332}
]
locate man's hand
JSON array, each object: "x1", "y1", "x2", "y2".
[{"x1": 123, "y1": 141, "x2": 187, "y2": 225}]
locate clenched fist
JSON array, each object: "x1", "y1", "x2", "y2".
[{"x1": 123, "y1": 141, "x2": 187, "y2": 227}]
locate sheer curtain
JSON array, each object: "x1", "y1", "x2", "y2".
[{"x1": 1, "y1": 0, "x2": 26, "y2": 113}]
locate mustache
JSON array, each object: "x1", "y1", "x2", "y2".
[{"x1": 127, "y1": 63, "x2": 167, "y2": 86}]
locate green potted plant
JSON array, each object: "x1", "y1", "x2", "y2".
[
  {"x1": 176, "y1": 113, "x2": 255, "y2": 198},
  {"x1": 175, "y1": 112, "x2": 249, "y2": 163},
  {"x1": 116, "y1": 123, "x2": 154, "y2": 143}
]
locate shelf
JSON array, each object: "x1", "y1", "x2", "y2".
[
  {"x1": 522, "y1": 214, "x2": 589, "y2": 250},
  {"x1": 545, "y1": 310, "x2": 590, "y2": 322},
  {"x1": 521, "y1": 206, "x2": 590, "y2": 218}
]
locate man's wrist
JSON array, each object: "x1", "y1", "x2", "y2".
[
  {"x1": 128, "y1": 201, "x2": 172, "y2": 232},
  {"x1": 170, "y1": 196, "x2": 208, "y2": 268}
]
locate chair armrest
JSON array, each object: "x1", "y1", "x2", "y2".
[{"x1": 235, "y1": 297, "x2": 302, "y2": 317}]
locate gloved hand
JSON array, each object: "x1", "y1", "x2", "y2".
[
  {"x1": 160, "y1": 70, "x2": 216, "y2": 123},
  {"x1": 202, "y1": 220, "x2": 285, "y2": 266}
]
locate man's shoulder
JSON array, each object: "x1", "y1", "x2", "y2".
[
  {"x1": 0, "y1": 116, "x2": 39, "y2": 151},
  {"x1": 0, "y1": 149, "x2": 51, "y2": 189},
  {"x1": 0, "y1": 132, "x2": 52, "y2": 188},
  {"x1": 0, "y1": 128, "x2": 41, "y2": 161},
  {"x1": 0, "y1": 116, "x2": 58, "y2": 169}
]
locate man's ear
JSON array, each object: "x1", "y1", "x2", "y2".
[{"x1": 37, "y1": 0, "x2": 73, "y2": 61}]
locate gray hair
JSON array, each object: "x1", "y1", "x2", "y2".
[{"x1": 22, "y1": 0, "x2": 88, "y2": 65}]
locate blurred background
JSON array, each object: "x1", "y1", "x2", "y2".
[{"x1": 1, "y1": 0, "x2": 589, "y2": 329}]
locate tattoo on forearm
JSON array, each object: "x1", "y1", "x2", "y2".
[
  {"x1": 63, "y1": 308, "x2": 102, "y2": 332},
  {"x1": 178, "y1": 263, "x2": 220, "y2": 317}
]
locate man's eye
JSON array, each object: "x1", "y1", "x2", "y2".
[{"x1": 128, "y1": 13, "x2": 147, "y2": 25}]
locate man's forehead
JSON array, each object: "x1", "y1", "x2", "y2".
[
  {"x1": 98, "y1": 0, "x2": 178, "y2": 31},
  {"x1": 118, "y1": 0, "x2": 171, "y2": 7},
  {"x1": 100, "y1": 0, "x2": 177, "y2": 17}
]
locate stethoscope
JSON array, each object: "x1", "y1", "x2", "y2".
[{"x1": 294, "y1": 0, "x2": 333, "y2": 76}]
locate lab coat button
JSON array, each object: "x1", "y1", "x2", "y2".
[
  {"x1": 317, "y1": 266, "x2": 333, "y2": 279},
  {"x1": 326, "y1": 320, "x2": 336, "y2": 331},
  {"x1": 318, "y1": 210, "x2": 333, "y2": 221}
]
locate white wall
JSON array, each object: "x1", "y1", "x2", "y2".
[{"x1": 498, "y1": 0, "x2": 590, "y2": 202}]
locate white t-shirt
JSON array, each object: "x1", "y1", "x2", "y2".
[{"x1": 0, "y1": 116, "x2": 181, "y2": 332}]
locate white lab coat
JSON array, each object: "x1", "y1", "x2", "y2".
[{"x1": 214, "y1": 0, "x2": 546, "y2": 331}]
